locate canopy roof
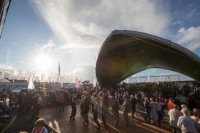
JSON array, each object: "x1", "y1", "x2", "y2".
[
  {"x1": 128, "y1": 74, "x2": 194, "y2": 83},
  {"x1": 96, "y1": 30, "x2": 200, "y2": 88}
]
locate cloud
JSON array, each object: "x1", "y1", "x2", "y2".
[
  {"x1": 171, "y1": 21, "x2": 183, "y2": 26},
  {"x1": 30, "y1": 0, "x2": 171, "y2": 48},
  {"x1": 12, "y1": 41, "x2": 18, "y2": 46},
  {"x1": 0, "y1": 64, "x2": 18, "y2": 73},
  {"x1": 42, "y1": 40, "x2": 55, "y2": 49},
  {"x1": 19, "y1": 61, "x2": 24, "y2": 63},
  {"x1": 70, "y1": 64, "x2": 95, "y2": 81},
  {"x1": 185, "y1": 9, "x2": 197, "y2": 19},
  {"x1": 175, "y1": 26, "x2": 200, "y2": 51}
]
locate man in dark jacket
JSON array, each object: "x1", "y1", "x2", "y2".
[
  {"x1": 82, "y1": 96, "x2": 90, "y2": 125},
  {"x1": 130, "y1": 95, "x2": 137, "y2": 119},
  {"x1": 144, "y1": 97, "x2": 151, "y2": 123},
  {"x1": 112, "y1": 100, "x2": 120, "y2": 127},
  {"x1": 101, "y1": 93, "x2": 108, "y2": 127},
  {"x1": 18, "y1": 92, "x2": 25, "y2": 115}
]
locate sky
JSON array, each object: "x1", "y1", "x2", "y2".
[{"x1": 0, "y1": 0, "x2": 200, "y2": 82}]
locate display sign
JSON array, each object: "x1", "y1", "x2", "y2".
[{"x1": 0, "y1": 82, "x2": 28, "y2": 91}]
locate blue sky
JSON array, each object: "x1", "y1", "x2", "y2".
[{"x1": 0, "y1": 0, "x2": 200, "y2": 82}]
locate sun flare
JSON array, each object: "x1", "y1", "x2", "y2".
[{"x1": 34, "y1": 54, "x2": 53, "y2": 72}]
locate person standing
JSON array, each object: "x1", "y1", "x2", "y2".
[
  {"x1": 130, "y1": 95, "x2": 137, "y2": 119},
  {"x1": 69, "y1": 96, "x2": 76, "y2": 121},
  {"x1": 177, "y1": 108, "x2": 198, "y2": 133},
  {"x1": 18, "y1": 92, "x2": 25, "y2": 115},
  {"x1": 59, "y1": 94, "x2": 65, "y2": 112},
  {"x1": 80, "y1": 95, "x2": 85, "y2": 113},
  {"x1": 101, "y1": 94, "x2": 108, "y2": 127},
  {"x1": 144, "y1": 97, "x2": 151, "y2": 123},
  {"x1": 36, "y1": 94, "x2": 42, "y2": 114},
  {"x1": 82, "y1": 95, "x2": 90, "y2": 125},
  {"x1": 155, "y1": 98, "x2": 164, "y2": 126},
  {"x1": 121, "y1": 96, "x2": 131, "y2": 127},
  {"x1": 168, "y1": 105, "x2": 181, "y2": 133},
  {"x1": 92, "y1": 97, "x2": 101, "y2": 129},
  {"x1": 112, "y1": 100, "x2": 120, "y2": 127},
  {"x1": 167, "y1": 98, "x2": 175, "y2": 110},
  {"x1": 1, "y1": 92, "x2": 7, "y2": 104},
  {"x1": 149, "y1": 97, "x2": 158, "y2": 124},
  {"x1": 158, "y1": 94, "x2": 166, "y2": 114},
  {"x1": 91, "y1": 93, "x2": 95, "y2": 113},
  {"x1": 55, "y1": 93, "x2": 59, "y2": 111}
]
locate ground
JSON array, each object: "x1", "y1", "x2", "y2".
[
  {"x1": 37, "y1": 105, "x2": 172, "y2": 133},
  {"x1": 1, "y1": 111, "x2": 56, "y2": 133}
]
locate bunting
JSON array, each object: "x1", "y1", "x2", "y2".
[{"x1": 75, "y1": 77, "x2": 80, "y2": 88}]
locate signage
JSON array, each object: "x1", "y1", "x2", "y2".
[{"x1": 0, "y1": 82, "x2": 28, "y2": 91}]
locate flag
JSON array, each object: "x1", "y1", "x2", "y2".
[
  {"x1": 63, "y1": 74, "x2": 66, "y2": 83},
  {"x1": 59, "y1": 75, "x2": 63, "y2": 88},
  {"x1": 47, "y1": 75, "x2": 50, "y2": 82},
  {"x1": 17, "y1": 70, "x2": 22, "y2": 80},
  {"x1": 70, "y1": 74, "x2": 74, "y2": 83},
  {"x1": 0, "y1": 72, "x2": 3, "y2": 79},
  {"x1": 50, "y1": 74, "x2": 53, "y2": 82},
  {"x1": 93, "y1": 77, "x2": 96, "y2": 87},
  {"x1": 8, "y1": 69, "x2": 14, "y2": 80},
  {"x1": 66, "y1": 74, "x2": 69, "y2": 83},
  {"x1": 40, "y1": 73, "x2": 44, "y2": 82},
  {"x1": 54, "y1": 73, "x2": 58, "y2": 82},
  {"x1": 28, "y1": 73, "x2": 35, "y2": 89},
  {"x1": 58, "y1": 62, "x2": 60, "y2": 75},
  {"x1": 75, "y1": 77, "x2": 80, "y2": 88},
  {"x1": 0, "y1": 68, "x2": 5, "y2": 79},
  {"x1": 25, "y1": 71, "x2": 29, "y2": 81}
]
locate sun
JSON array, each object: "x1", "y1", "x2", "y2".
[{"x1": 34, "y1": 54, "x2": 53, "y2": 72}]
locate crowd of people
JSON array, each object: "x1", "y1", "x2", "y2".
[{"x1": 0, "y1": 81, "x2": 200, "y2": 132}]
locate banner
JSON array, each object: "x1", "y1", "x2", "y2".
[
  {"x1": 28, "y1": 73, "x2": 34, "y2": 89},
  {"x1": 66, "y1": 74, "x2": 69, "y2": 83},
  {"x1": 25, "y1": 71, "x2": 29, "y2": 81},
  {"x1": 54, "y1": 74, "x2": 58, "y2": 82},
  {"x1": 8, "y1": 69, "x2": 14, "y2": 80},
  {"x1": 70, "y1": 74, "x2": 73, "y2": 83},
  {"x1": 93, "y1": 77, "x2": 96, "y2": 87},
  {"x1": 63, "y1": 74, "x2": 66, "y2": 83},
  {"x1": 17, "y1": 70, "x2": 22, "y2": 80},
  {"x1": 49, "y1": 73, "x2": 53, "y2": 82},
  {"x1": 0, "y1": 82, "x2": 28, "y2": 91},
  {"x1": 0, "y1": 68, "x2": 5, "y2": 79}
]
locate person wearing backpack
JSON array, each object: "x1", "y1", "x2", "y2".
[{"x1": 121, "y1": 96, "x2": 131, "y2": 127}]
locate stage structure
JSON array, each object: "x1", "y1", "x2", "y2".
[
  {"x1": 96, "y1": 30, "x2": 200, "y2": 88},
  {"x1": 0, "y1": 0, "x2": 11, "y2": 38}
]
